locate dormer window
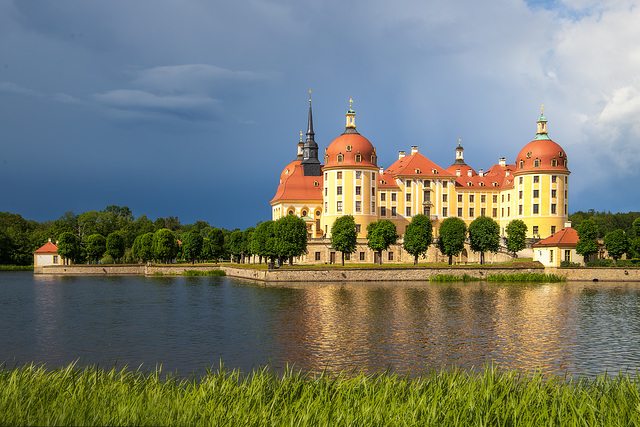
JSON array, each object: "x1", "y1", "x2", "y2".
[
  {"x1": 467, "y1": 182, "x2": 473, "y2": 186},
  {"x1": 337, "y1": 154, "x2": 344, "y2": 163},
  {"x1": 526, "y1": 151, "x2": 532, "y2": 159},
  {"x1": 346, "y1": 145, "x2": 352, "y2": 152},
  {"x1": 371, "y1": 154, "x2": 376, "y2": 163},
  {"x1": 432, "y1": 169, "x2": 438, "y2": 174},
  {"x1": 493, "y1": 182, "x2": 499, "y2": 187},
  {"x1": 480, "y1": 182, "x2": 485, "y2": 187},
  {"x1": 534, "y1": 158, "x2": 540, "y2": 167},
  {"x1": 519, "y1": 160, "x2": 524, "y2": 169},
  {"x1": 355, "y1": 153, "x2": 362, "y2": 162},
  {"x1": 313, "y1": 181, "x2": 319, "y2": 187},
  {"x1": 381, "y1": 180, "x2": 386, "y2": 184},
  {"x1": 551, "y1": 158, "x2": 557, "y2": 167},
  {"x1": 559, "y1": 151, "x2": 564, "y2": 157},
  {"x1": 415, "y1": 168, "x2": 421, "y2": 174},
  {"x1": 325, "y1": 155, "x2": 329, "y2": 163},
  {"x1": 285, "y1": 169, "x2": 289, "y2": 175}
]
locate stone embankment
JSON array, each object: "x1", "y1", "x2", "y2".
[{"x1": 34, "y1": 264, "x2": 640, "y2": 282}]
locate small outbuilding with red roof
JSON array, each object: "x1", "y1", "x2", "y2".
[
  {"x1": 532, "y1": 226, "x2": 580, "y2": 267},
  {"x1": 33, "y1": 238, "x2": 62, "y2": 266}
]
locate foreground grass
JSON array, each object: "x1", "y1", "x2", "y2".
[
  {"x1": 1, "y1": 363, "x2": 639, "y2": 426},
  {"x1": 486, "y1": 272, "x2": 566, "y2": 283},
  {"x1": 182, "y1": 269, "x2": 226, "y2": 276},
  {"x1": 0, "y1": 265, "x2": 33, "y2": 271}
]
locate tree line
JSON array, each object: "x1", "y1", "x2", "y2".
[{"x1": 575, "y1": 218, "x2": 640, "y2": 265}]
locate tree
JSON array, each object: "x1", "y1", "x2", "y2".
[
  {"x1": 437, "y1": 217, "x2": 467, "y2": 265},
  {"x1": 366, "y1": 219, "x2": 398, "y2": 265},
  {"x1": 182, "y1": 230, "x2": 204, "y2": 264},
  {"x1": 576, "y1": 219, "x2": 599, "y2": 263},
  {"x1": 331, "y1": 215, "x2": 358, "y2": 266},
  {"x1": 208, "y1": 228, "x2": 225, "y2": 262},
  {"x1": 153, "y1": 229, "x2": 178, "y2": 264},
  {"x1": 106, "y1": 232, "x2": 125, "y2": 263},
  {"x1": 251, "y1": 221, "x2": 277, "y2": 266},
  {"x1": 133, "y1": 232, "x2": 155, "y2": 263},
  {"x1": 630, "y1": 218, "x2": 640, "y2": 258},
  {"x1": 403, "y1": 214, "x2": 433, "y2": 265},
  {"x1": 505, "y1": 220, "x2": 527, "y2": 259},
  {"x1": 57, "y1": 232, "x2": 80, "y2": 265},
  {"x1": 242, "y1": 227, "x2": 255, "y2": 263},
  {"x1": 86, "y1": 234, "x2": 106, "y2": 264},
  {"x1": 273, "y1": 215, "x2": 308, "y2": 266},
  {"x1": 229, "y1": 230, "x2": 244, "y2": 263},
  {"x1": 604, "y1": 229, "x2": 629, "y2": 265},
  {"x1": 468, "y1": 216, "x2": 500, "y2": 265}
]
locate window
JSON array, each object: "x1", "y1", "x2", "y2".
[
  {"x1": 552, "y1": 175, "x2": 557, "y2": 183},
  {"x1": 565, "y1": 176, "x2": 568, "y2": 184},
  {"x1": 391, "y1": 193, "x2": 397, "y2": 202},
  {"x1": 406, "y1": 193, "x2": 411, "y2": 202},
  {"x1": 565, "y1": 250, "x2": 571, "y2": 261},
  {"x1": 388, "y1": 252, "x2": 394, "y2": 261},
  {"x1": 406, "y1": 179, "x2": 412, "y2": 186},
  {"x1": 360, "y1": 252, "x2": 365, "y2": 261},
  {"x1": 337, "y1": 171, "x2": 343, "y2": 179},
  {"x1": 325, "y1": 187, "x2": 328, "y2": 196},
  {"x1": 316, "y1": 210, "x2": 321, "y2": 217},
  {"x1": 481, "y1": 195, "x2": 486, "y2": 203},
  {"x1": 469, "y1": 208, "x2": 474, "y2": 218},
  {"x1": 533, "y1": 225, "x2": 539, "y2": 236},
  {"x1": 481, "y1": 208, "x2": 486, "y2": 216},
  {"x1": 533, "y1": 204, "x2": 539, "y2": 214},
  {"x1": 372, "y1": 187, "x2": 375, "y2": 196},
  {"x1": 289, "y1": 210, "x2": 294, "y2": 215},
  {"x1": 337, "y1": 186, "x2": 343, "y2": 195},
  {"x1": 492, "y1": 208, "x2": 497, "y2": 217},
  {"x1": 493, "y1": 195, "x2": 498, "y2": 203},
  {"x1": 380, "y1": 192, "x2": 386, "y2": 202},
  {"x1": 534, "y1": 158, "x2": 540, "y2": 167},
  {"x1": 392, "y1": 206, "x2": 397, "y2": 216},
  {"x1": 355, "y1": 186, "x2": 361, "y2": 195},
  {"x1": 356, "y1": 171, "x2": 361, "y2": 179},
  {"x1": 519, "y1": 190, "x2": 523, "y2": 199},
  {"x1": 458, "y1": 194, "x2": 463, "y2": 202},
  {"x1": 423, "y1": 206, "x2": 431, "y2": 216},
  {"x1": 458, "y1": 207, "x2": 463, "y2": 217},
  {"x1": 519, "y1": 177, "x2": 523, "y2": 184},
  {"x1": 372, "y1": 202, "x2": 375, "y2": 212},
  {"x1": 424, "y1": 191, "x2": 430, "y2": 202},
  {"x1": 551, "y1": 159, "x2": 557, "y2": 167},
  {"x1": 325, "y1": 202, "x2": 328, "y2": 213},
  {"x1": 302, "y1": 210, "x2": 307, "y2": 217},
  {"x1": 443, "y1": 181, "x2": 448, "y2": 188},
  {"x1": 406, "y1": 207, "x2": 412, "y2": 217},
  {"x1": 507, "y1": 207, "x2": 510, "y2": 216},
  {"x1": 53, "y1": 255, "x2": 58, "y2": 264},
  {"x1": 337, "y1": 201, "x2": 343, "y2": 212},
  {"x1": 552, "y1": 190, "x2": 557, "y2": 198},
  {"x1": 356, "y1": 224, "x2": 361, "y2": 233},
  {"x1": 507, "y1": 194, "x2": 510, "y2": 202},
  {"x1": 469, "y1": 194, "x2": 474, "y2": 203},
  {"x1": 442, "y1": 194, "x2": 448, "y2": 202},
  {"x1": 519, "y1": 160, "x2": 524, "y2": 169},
  {"x1": 442, "y1": 207, "x2": 448, "y2": 217},
  {"x1": 355, "y1": 154, "x2": 362, "y2": 162},
  {"x1": 337, "y1": 154, "x2": 344, "y2": 163},
  {"x1": 424, "y1": 180, "x2": 431, "y2": 187},
  {"x1": 381, "y1": 206, "x2": 386, "y2": 216},
  {"x1": 533, "y1": 189, "x2": 539, "y2": 198},
  {"x1": 346, "y1": 145, "x2": 352, "y2": 152},
  {"x1": 549, "y1": 250, "x2": 554, "y2": 263},
  {"x1": 534, "y1": 175, "x2": 540, "y2": 183},
  {"x1": 355, "y1": 201, "x2": 361, "y2": 212},
  {"x1": 519, "y1": 205, "x2": 523, "y2": 215},
  {"x1": 344, "y1": 253, "x2": 350, "y2": 260},
  {"x1": 551, "y1": 226, "x2": 557, "y2": 234},
  {"x1": 315, "y1": 252, "x2": 321, "y2": 261},
  {"x1": 501, "y1": 194, "x2": 504, "y2": 202},
  {"x1": 551, "y1": 204, "x2": 556, "y2": 214},
  {"x1": 565, "y1": 190, "x2": 567, "y2": 199}
]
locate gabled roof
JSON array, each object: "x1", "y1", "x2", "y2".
[
  {"x1": 377, "y1": 172, "x2": 400, "y2": 188},
  {"x1": 270, "y1": 163, "x2": 323, "y2": 204},
  {"x1": 385, "y1": 152, "x2": 455, "y2": 178},
  {"x1": 34, "y1": 240, "x2": 58, "y2": 254},
  {"x1": 533, "y1": 227, "x2": 579, "y2": 248},
  {"x1": 451, "y1": 163, "x2": 516, "y2": 190}
]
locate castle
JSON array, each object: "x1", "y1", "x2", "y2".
[{"x1": 270, "y1": 98, "x2": 570, "y2": 264}]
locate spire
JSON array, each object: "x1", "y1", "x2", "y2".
[
  {"x1": 534, "y1": 105, "x2": 550, "y2": 140},
  {"x1": 343, "y1": 96, "x2": 359, "y2": 134},
  {"x1": 301, "y1": 90, "x2": 321, "y2": 176},
  {"x1": 296, "y1": 131, "x2": 303, "y2": 160},
  {"x1": 454, "y1": 137, "x2": 466, "y2": 165}
]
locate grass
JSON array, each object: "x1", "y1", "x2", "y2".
[
  {"x1": 182, "y1": 270, "x2": 226, "y2": 276},
  {"x1": 0, "y1": 265, "x2": 33, "y2": 271},
  {"x1": 486, "y1": 272, "x2": 566, "y2": 283},
  {"x1": 2, "y1": 363, "x2": 640, "y2": 426},
  {"x1": 227, "y1": 259, "x2": 543, "y2": 270},
  {"x1": 429, "y1": 273, "x2": 480, "y2": 282}
]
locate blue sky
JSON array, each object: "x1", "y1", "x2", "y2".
[{"x1": 1, "y1": 0, "x2": 639, "y2": 230}]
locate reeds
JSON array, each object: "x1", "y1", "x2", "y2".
[
  {"x1": 182, "y1": 270, "x2": 226, "y2": 276},
  {"x1": 429, "y1": 273, "x2": 480, "y2": 282},
  {"x1": 486, "y1": 272, "x2": 566, "y2": 283},
  {"x1": 2, "y1": 363, "x2": 636, "y2": 426},
  {"x1": 0, "y1": 265, "x2": 33, "y2": 271}
]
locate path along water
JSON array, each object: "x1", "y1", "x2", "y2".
[{"x1": 1, "y1": 272, "x2": 639, "y2": 378}]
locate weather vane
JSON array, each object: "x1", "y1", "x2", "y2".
[
  {"x1": 299, "y1": 130, "x2": 303, "y2": 141},
  {"x1": 541, "y1": 104, "x2": 544, "y2": 115},
  {"x1": 349, "y1": 96, "x2": 353, "y2": 108},
  {"x1": 458, "y1": 137, "x2": 462, "y2": 146},
  {"x1": 309, "y1": 89, "x2": 312, "y2": 103}
]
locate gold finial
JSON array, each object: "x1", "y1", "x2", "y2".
[
  {"x1": 299, "y1": 130, "x2": 303, "y2": 142},
  {"x1": 309, "y1": 89, "x2": 312, "y2": 103},
  {"x1": 458, "y1": 137, "x2": 462, "y2": 146},
  {"x1": 349, "y1": 96, "x2": 353, "y2": 108},
  {"x1": 541, "y1": 104, "x2": 544, "y2": 115}
]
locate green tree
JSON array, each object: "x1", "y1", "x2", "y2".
[
  {"x1": 366, "y1": 219, "x2": 398, "y2": 265},
  {"x1": 468, "y1": 216, "x2": 500, "y2": 265},
  {"x1": 57, "y1": 232, "x2": 80, "y2": 265},
  {"x1": 182, "y1": 230, "x2": 204, "y2": 264},
  {"x1": 331, "y1": 215, "x2": 358, "y2": 266},
  {"x1": 153, "y1": 229, "x2": 178, "y2": 264},
  {"x1": 604, "y1": 229, "x2": 629, "y2": 265},
  {"x1": 274, "y1": 215, "x2": 308, "y2": 266},
  {"x1": 229, "y1": 230, "x2": 244, "y2": 263},
  {"x1": 106, "y1": 232, "x2": 125, "y2": 263},
  {"x1": 576, "y1": 219, "x2": 599, "y2": 263},
  {"x1": 630, "y1": 218, "x2": 640, "y2": 258},
  {"x1": 201, "y1": 237, "x2": 213, "y2": 262},
  {"x1": 403, "y1": 214, "x2": 433, "y2": 265},
  {"x1": 86, "y1": 234, "x2": 106, "y2": 264},
  {"x1": 505, "y1": 220, "x2": 528, "y2": 259},
  {"x1": 133, "y1": 232, "x2": 155, "y2": 263},
  {"x1": 243, "y1": 227, "x2": 255, "y2": 264},
  {"x1": 251, "y1": 221, "x2": 276, "y2": 266},
  {"x1": 208, "y1": 228, "x2": 225, "y2": 262},
  {"x1": 437, "y1": 217, "x2": 467, "y2": 265}
]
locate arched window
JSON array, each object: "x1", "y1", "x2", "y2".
[
  {"x1": 316, "y1": 210, "x2": 321, "y2": 217},
  {"x1": 355, "y1": 154, "x2": 362, "y2": 162},
  {"x1": 526, "y1": 151, "x2": 532, "y2": 159},
  {"x1": 519, "y1": 160, "x2": 524, "y2": 169},
  {"x1": 346, "y1": 145, "x2": 352, "y2": 152},
  {"x1": 302, "y1": 210, "x2": 307, "y2": 217},
  {"x1": 371, "y1": 154, "x2": 376, "y2": 163},
  {"x1": 325, "y1": 155, "x2": 329, "y2": 163},
  {"x1": 288, "y1": 210, "x2": 294, "y2": 215},
  {"x1": 337, "y1": 154, "x2": 344, "y2": 163},
  {"x1": 534, "y1": 158, "x2": 540, "y2": 167},
  {"x1": 551, "y1": 159, "x2": 557, "y2": 167},
  {"x1": 559, "y1": 151, "x2": 564, "y2": 157}
]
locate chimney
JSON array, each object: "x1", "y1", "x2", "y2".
[
  {"x1": 379, "y1": 167, "x2": 384, "y2": 174},
  {"x1": 467, "y1": 169, "x2": 473, "y2": 177},
  {"x1": 48, "y1": 238, "x2": 52, "y2": 243},
  {"x1": 565, "y1": 221, "x2": 572, "y2": 228},
  {"x1": 398, "y1": 151, "x2": 405, "y2": 159},
  {"x1": 499, "y1": 157, "x2": 506, "y2": 167},
  {"x1": 478, "y1": 169, "x2": 484, "y2": 177},
  {"x1": 411, "y1": 146, "x2": 418, "y2": 154},
  {"x1": 456, "y1": 169, "x2": 461, "y2": 177}
]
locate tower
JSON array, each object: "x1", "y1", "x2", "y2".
[{"x1": 301, "y1": 95, "x2": 322, "y2": 176}]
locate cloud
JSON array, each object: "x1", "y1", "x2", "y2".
[
  {"x1": 93, "y1": 89, "x2": 220, "y2": 121},
  {"x1": 0, "y1": 81, "x2": 43, "y2": 98}
]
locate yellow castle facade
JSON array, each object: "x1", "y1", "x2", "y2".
[{"x1": 270, "y1": 99, "x2": 570, "y2": 264}]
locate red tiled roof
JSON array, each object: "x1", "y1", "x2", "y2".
[
  {"x1": 377, "y1": 172, "x2": 400, "y2": 188},
  {"x1": 515, "y1": 139, "x2": 569, "y2": 174},
  {"x1": 533, "y1": 227, "x2": 579, "y2": 248},
  {"x1": 449, "y1": 163, "x2": 516, "y2": 190},
  {"x1": 34, "y1": 241, "x2": 58, "y2": 254},
  {"x1": 325, "y1": 133, "x2": 377, "y2": 168},
  {"x1": 270, "y1": 163, "x2": 323, "y2": 203},
  {"x1": 385, "y1": 151, "x2": 455, "y2": 178}
]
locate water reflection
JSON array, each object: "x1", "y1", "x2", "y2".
[{"x1": 2, "y1": 272, "x2": 640, "y2": 378}]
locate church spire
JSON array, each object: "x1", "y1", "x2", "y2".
[
  {"x1": 342, "y1": 96, "x2": 359, "y2": 135},
  {"x1": 534, "y1": 104, "x2": 551, "y2": 141},
  {"x1": 301, "y1": 90, "x2": 321, "y2": 176}
]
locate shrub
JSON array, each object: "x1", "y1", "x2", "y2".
[{"x1": 560, "y1": 261, "x2": 582, "y2": 267}]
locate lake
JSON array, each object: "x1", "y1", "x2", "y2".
[{"x1": 1, "y1": 271, "x2": 639, "y2": 378}]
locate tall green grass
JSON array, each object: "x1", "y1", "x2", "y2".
[
  {"x1": 0, "y1": 265, "x2": 33, "y2": 271},
  {"x1": 429, "y1": 273, "x2": 480, "y2": 282},
  {"x1": 182, "y1": 269, "x2": 225, "y2": 276},
  {"x1": 486, "y1": 272, "x2": 566, "y2": 283},
  {"x1": 1, "y1": 363, "x2": 639, "y2": 426}
]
